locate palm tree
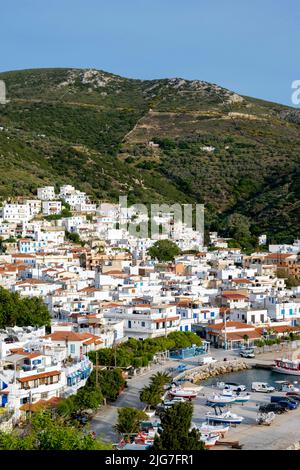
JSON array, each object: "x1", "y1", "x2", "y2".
[
  {"x1": 150, "y1": 371, "x2": 172, "y2": 388},
  {"x1": 243, "y1": 335, "x2": 250, "y2": 348}
]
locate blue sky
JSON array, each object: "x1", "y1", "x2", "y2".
[{"x1": 1, "y1": 0, "x2": 299, "y2": 105}]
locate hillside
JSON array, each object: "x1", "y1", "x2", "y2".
[{"x1": 0, "y1": 67, "x2": 300, "y2": 244}]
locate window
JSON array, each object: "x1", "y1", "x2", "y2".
[
  {"x1": 70, "y1": 344, "x2": 75, "y2": 354},
  {"x1": 128, "y1": 320, "x2": 132, "y2": 328},
  {"x1": 141, "y1": 321, "x2": 145, "y2": 327}
]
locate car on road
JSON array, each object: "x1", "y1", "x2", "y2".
[
  {"x1": 240, "y1": 349, "x2": 255, "y2": 358},
  {"x1": 259, "y1": 403, "x2": 287, "y2": 415}
]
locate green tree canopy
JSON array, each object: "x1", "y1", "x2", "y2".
[
  {"x1": 153, "y1": 402, "x2": 204, "y2": 451},
  {"x1": 0, "y1": 411, "x2": 110, "y2": 450},
  {"x1": 114, "y1": 407, "x2": 148, "y2": 437},
  {"x1": 0, "y1": 287, "x2": 51, "y2": 329},
  {"x1": 148, "y1": 240, "x2": 181, "y2": 262}
]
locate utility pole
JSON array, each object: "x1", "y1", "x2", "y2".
[
  {"x1": 95, "y1": 350, "x2": 99, "y2": 387},
  {"x1": 224, "y1": 310, "x2": 227, "y2": 351}
]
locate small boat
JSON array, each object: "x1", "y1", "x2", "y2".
[
  {"x1": 198, "y1": 423, "x2": 230, "y2": 436},
  {"x1": 205, "y1": 410, "x2": 244, "y2": 425},
  {"x1": 222, "y1": 389, "x2": 251, "y2": 403},
  {"x1": 200, "y1": 432, "x2": 219, "y2": 449},
  {"x1": 134, "y1": 430, "x2": 157, "y2": 445},
  {"x1": 273, "y1": 358, "x2": 300, "y2": 376},
  {"x1": 206, "y1": 394, "x2": 236, "y2": 406},
  {"x1": 168, "y1": 388, "x2": 198, "y2": 399}
]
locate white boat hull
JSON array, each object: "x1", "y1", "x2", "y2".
[
  {"x1": 169, "y1": 390, "x2": 198, "y2": 399},
  {"x1": 273, "y1": 367, "x2": 300, "y2": 376},
  {"x1": 206, "y1": 412, "x2": 244, "y2": 425},
  {"x1": 207, "y1": 395, "x2": 236, "y2": 405}
]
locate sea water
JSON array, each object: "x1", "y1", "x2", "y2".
[{"x1": 203, "y1": 368, "x2": 300, "y2": 390}]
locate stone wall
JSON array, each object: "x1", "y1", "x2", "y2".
[
  {"x1": 175, "y1": 359, "x2": 251, "y2": 383},
  {"x1": 255, "y1": 340, "x2": 300, "y2": 356}
]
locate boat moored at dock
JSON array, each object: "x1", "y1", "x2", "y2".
[{"x1": 273, "y1": 358, "x2": 300, "y2": 376}]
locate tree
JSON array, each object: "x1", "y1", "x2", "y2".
[
  {"x1": 97, "y1": 369, "x2": 125, "y2": 400},
  {"x1": 140, "y1": 385, "x2": 162, "y2": 408},
  {"x1": 277, "y1": 268, "x2": 300, "y2": 288},
  {"x1": 0, "y1": 287, "x2": 51, "y2": 329},
  {"x1": 114, "y1": 408, "x2": 148, "y2": 437},
  {"x1": 0, "y1": 411, "x2": 111, "y2": 450},
  {"x1": 74, "y1": 386, "x2": 103, "y2": 411},
  {"x1": 153, "y1": 403, "x2": 204, "y2": 451},
  {"x1": 65, "y1": 231, "x2": 84, "y2": 246},
  {"x1": 150, "y1": 371, "x2": 172, "y2": 388},
  {"x1": 148, "y1": 240, "x2": 181, "y2": 262}
]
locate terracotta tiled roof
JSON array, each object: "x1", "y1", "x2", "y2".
[{"x1": 17, "y1": 370, "x2": 61, "y2": 383}]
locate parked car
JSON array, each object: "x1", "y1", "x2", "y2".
[
  {"x1": 270, "y1": 396, "x2": 299, "y2": 410},
  {"x1": 251, "y1": 382, "x2": 275, "y2": 393},
  {"x1": 217, "y1": 382, "x2": 246, "y2": 392},
  {"x1": 259, "y1": 403, "x2": 287, "y2": 415},
  {"x1": 198, "y1": 356, "x2": 217, "y2": 366},
  {"x1": 240, "y1": 349, "x2": 255, "y2": 358},
  {"x1": 286, "y1": 392, "x2": 300, "y2": 401}
]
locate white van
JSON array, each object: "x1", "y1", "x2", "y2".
[
  {"x1": 251, "y1": 382, "x2": 275, "y2": 393},
  {"x1": 199, "y1": 356, "x2": 217, "y2": 366}
]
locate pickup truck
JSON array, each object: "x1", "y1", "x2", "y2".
[{"x1": 259, "y1": 403, "x2": 287, "y2": 415}]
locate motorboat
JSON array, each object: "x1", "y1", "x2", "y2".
[
  {"x1": 273, "y1": 358, "x2": 300, "y2": 376},
  {"x1": 168, "y1": 388, "x2": 198, "y2": 399},
  {"x1": 206, "y1": 394, "x2": 236, "y2": 406},
  {"x1": 205, "y1": 410, "x2": 244, "y2": 425},
  {"x1": 199, "y1": 432, "x2": 219, "y2": 449},
  {"x1": 222, "y1": 389, "x2": 251, "y2": 403},
  {"x1": 134, "y1": 430, "x2": 157, "y2": 445},
  {"x1": 198, "y1": 422, "x2": 230, "y2": 436}
]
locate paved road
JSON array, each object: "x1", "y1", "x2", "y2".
[{"x1": 90, "y1": 348, "x2": 237, "y2": 442}]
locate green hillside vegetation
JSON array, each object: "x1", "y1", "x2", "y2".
[{"x1": 1, "y1": 68, "x2": 300, "y2": 244}]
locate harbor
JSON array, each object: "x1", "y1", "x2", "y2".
[{"x1": 91, "y1": 347, "x2": 300, "y2": 450}]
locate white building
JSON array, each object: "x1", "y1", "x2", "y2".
[
  {"x1": 37, "y1": 186, "x2": 56, "y2": 201},
  {"x1": 42, "y1": 201, "x2": 62, "y2": 216},
  {"x1": 2, "y1": 204, "x2": 30, "y2": 222}
]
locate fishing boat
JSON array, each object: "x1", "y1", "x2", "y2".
[
  {"x1": 168, "y1": 388, "x2": 198, "y2": 399},
  {"x1": 134, "y1": 430, "x2": 157, "y2": 445},
  {"x1": 206, "y1": 394, "x2": 236, "y2": 406},
  {"x1": 273, "y1": 358, "x2": 300, "y2": 376},
  {"x1": 205, "y1": 410, "x2": 244, "y2": 425},
  {"x1": 200, "y1": 432, "x2": 219, "y2": 449},
  {"x1": 222, "y1": 389, "x2": 251, "y2": 404},
  {"x1": 198, "y1": 422, "x2": 230, "y2": 436}
]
